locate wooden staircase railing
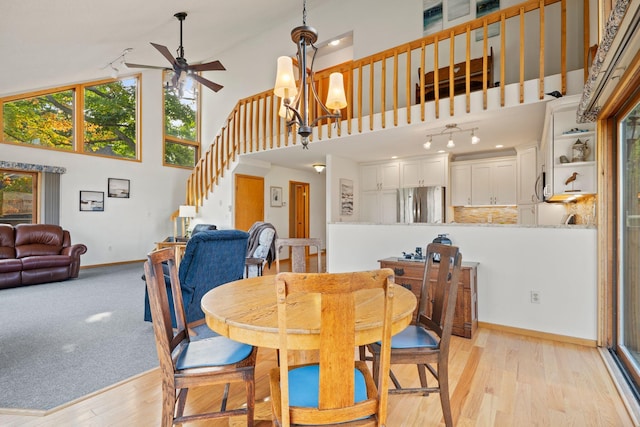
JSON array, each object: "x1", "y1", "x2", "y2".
[{"x1": 179, "y1": 0, "x2": 588, "y2": 215}]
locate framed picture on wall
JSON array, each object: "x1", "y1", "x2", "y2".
[
  {"x1": 340, "y1": 179, "x2": 354, "y2": 216},
  {"x1": 270, "y1": 186, "x2": 283, "y2": 207},
  {"x1": 475, "y1": 0, "x2": 500, "y2": 40},
  {"x1": 79, "y1": 191, "x2": 104, "y2": 212},
  {"x1": 108, "y1": 178, "x2": 130, "y2": 198},
  {"x1": 423, "y1": 0, "x2": 443, "y2": 36}
]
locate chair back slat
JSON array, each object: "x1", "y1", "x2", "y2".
[{"x1": 319, "y1": 292, "x2": 356, "y2": 409}]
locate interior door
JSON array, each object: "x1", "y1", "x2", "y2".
[
  {"x1": 235, "y1": 174, "x2": 264, "y2": 231},
  {"x1": 289, "y1": 181, "x2": 309, "y2": 239}
]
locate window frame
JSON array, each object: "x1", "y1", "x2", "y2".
[
  {"x1": 1, "y1": 75, "x2": 142, "y2": 162},
  {"x1": 162, "y1": 71, "x2": 201, "y2": 169}
]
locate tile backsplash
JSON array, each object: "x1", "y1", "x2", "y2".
[
  {"x1": 452, "y1": 195, "x2": 596, "y2": 225},
  {"x1": 452, "y1": 206, "x2": 518, "y2": 224}
]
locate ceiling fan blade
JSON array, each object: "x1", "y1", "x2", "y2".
[
  {"x1": 124, "y1": 63, "x2": 170, "y2": 70},
  {"x1": 150, "y1": 42, "x2": 178, "y2": 67},
  {"x1": 192, "y1": 74, "x2": 223, "y2": 92},
  {"x1": 188, "y1": 60, "x2": 226, "y2": 72}
]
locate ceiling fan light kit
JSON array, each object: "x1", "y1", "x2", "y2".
[
  {"x1": 273, "y1": 0, "x2": 347, "y2": 149},
  {"x1": 124, "y1": 12, "x2": 225, "y2": 94}
]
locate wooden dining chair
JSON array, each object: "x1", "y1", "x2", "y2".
[
  {"x1": 275, "y1": 237, "x2": 322, "y2": 273},
  {"x1": 144, "y1": 247, "x2": 257, "y2": 427},
  {"x1": 366, "y1": 243, "x2": 462, "y2": 427},
  {"x1": 269, "y1": 270, "x2": 396, "y2": 426}
]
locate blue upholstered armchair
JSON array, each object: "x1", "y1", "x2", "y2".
[{"x1": 144, "y1": 229, "x2": 249, "y2": 325}]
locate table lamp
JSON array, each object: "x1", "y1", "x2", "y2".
[{"x1": 179, "y1": 205, "x2": 196, "y2": 238}]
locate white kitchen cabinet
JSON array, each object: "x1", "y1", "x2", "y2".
[
  {"x1": 450, "y1": 163, "x2": 472, "y2": 206},
  {"x1": 517, "y1": 145, "x2": 538, "y2": 204},
  {"x1": 360, "y1": 161, "x2": 400, "y2": 223},
  {"x1": 360, "y1": 189, "x2": 397, "y2": 223},
  {"x1": 400, "y1": 154, "x2": 448, "y2": 188},
  {"x1": 361, "y1": 162, "x2": 399, "y2": 191},
  {"x1": 471, "y1": 158, "x2": 516, "y2": 205},
  {"x1": 517, "y1": 204, "x2": 537, "y2": 225}
]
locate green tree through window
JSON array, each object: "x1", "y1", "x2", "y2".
[
  {"x1": 1, "y1": 76, "x2": 139, "y2": 160},
  {"x1": 164, "y1": 74, "x2": 200, "y2": 168}
]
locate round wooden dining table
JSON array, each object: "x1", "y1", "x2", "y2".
[{"x1": 201, "y1": 275, "x2": 417, "y2": 350}]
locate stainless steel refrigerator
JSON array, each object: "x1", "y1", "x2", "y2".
[{"x1": 397, "y1": 186, "x2": 446, "y2": 223}]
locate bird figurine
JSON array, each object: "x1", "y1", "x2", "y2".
[
  {"x1": 565, "y1": 172, "x2": 579, "y2": 185},
  {"x1": 546, "y1": 91, "x2": 563, "y2": 98}
]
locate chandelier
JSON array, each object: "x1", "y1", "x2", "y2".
[
  {"x1": 423, "y1": 123, "x2": 480, "y2": 150},
  {"x1": 273, "y1": 0, "x2": 347, "y2": 149}
]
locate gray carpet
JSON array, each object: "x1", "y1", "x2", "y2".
[{"x1": 0, "y1": 262, "x2": 159, "y2": 411}]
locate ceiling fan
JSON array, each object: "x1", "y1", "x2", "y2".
[{"x1": 125, "y1": 12, "x2": 225, "y2": 93}]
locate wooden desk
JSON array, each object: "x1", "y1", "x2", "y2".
[{"x1": 201, "y1": 275, "x2": 417, "y2": 350}]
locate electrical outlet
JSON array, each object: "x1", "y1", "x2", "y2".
[{"x1": 530, "y1": 290, "x2": 541, "y2": 304}]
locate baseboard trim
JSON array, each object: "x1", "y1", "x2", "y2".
[
  {"x1": 81, "y1": 259, "x2": 144, "y2": 269},
  {"x1": 598, "y1": 348, "x2": 640, "y2": 426},
  {"x1": 478, "y1": 322, "x2": 597, "y2": 347}
]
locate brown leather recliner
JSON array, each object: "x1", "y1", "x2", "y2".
[{"x1": 0, "y1": 224, "x2": 87, "y2": 289}]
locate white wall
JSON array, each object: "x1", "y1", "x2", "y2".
[
  {"x1": 1, "y1": 72, "x2": 190, "y2": 266},
  {"x1": 327, "y1": 222, "x2": 597, "y2": 340}
]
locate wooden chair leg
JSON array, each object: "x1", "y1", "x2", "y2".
[
  {"x1": 417, "y1": 364, "x2": 430, "y2": 395},
  {"x1": 162, "y1": 384, "x2": 177, "y2": 427},
  {"x1": 246, "y1": 374, "x2": 255, "y2": 427},
  {"x1": 439, "y1": 363, "x2": 453, "y2": 427}
]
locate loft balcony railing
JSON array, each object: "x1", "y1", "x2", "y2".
[{"x1": 179, "y1": 0, "x2": 591, "y2": 212}]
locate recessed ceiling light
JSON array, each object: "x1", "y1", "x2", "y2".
[
  {"x1": 391, "y1": 156, "x2": 398, "y2": 159},
  {"x1": 496, "y1": 144, "x2": 504, "y2": 148},
  {"x1": 438, "y1": 150, "x2": 446, "y2": 153},
  {"x1": 329, "y1": 39, "x2": 340, "y2": 47}
]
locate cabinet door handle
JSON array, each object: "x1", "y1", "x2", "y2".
[{"x1": 393, "y1": 267, "x2": 405, "y2": 276}]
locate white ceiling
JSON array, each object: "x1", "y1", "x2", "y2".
[
  {"x1": 0, "y1": 0, "x2": 552, "y2": 170},
  {"x1": 0, "y1": 0, "x2": 320, "y2": 96}
]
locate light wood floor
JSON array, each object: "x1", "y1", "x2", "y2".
[{"x1": 0, "y1": 256, "x2": 634, "y2": 426}]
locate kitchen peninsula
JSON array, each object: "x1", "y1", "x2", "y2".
[{"x1": 326, "y1": 222, "x2": 596, "y2": 345}]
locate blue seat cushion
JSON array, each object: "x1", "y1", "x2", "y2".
[
  {"x1": 288, "y1": 364, "x2": 368, "y2": 408},
  {"x1": 388, "y1": 325, "x2": 439, "y2": 349},
  {"x1": 175, "y1": 336, "x2": 253, "y2": 370}
]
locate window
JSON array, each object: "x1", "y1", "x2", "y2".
[
  {"x1": 1, "y1": 76, "x2": 140, "y2": 160},
  {"x1": 163, "y1": 73, "x2": 200, "y2": 168},
  {"x1": 0, "y1": 170, "x2": 37, "y2": 225},
  {"x1": 2, "y1": 89, "x2": 75, "y2": 150},
  {"x1": 83, "y1": 77, "x2": 138, "y2": 159}
]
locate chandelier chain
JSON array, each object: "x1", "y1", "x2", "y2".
[{"x1": 302, "y1": 0, "x2": 307, "y2": 25}]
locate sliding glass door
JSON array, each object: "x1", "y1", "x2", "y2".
[{"x1": 618, "y1": 98, "x2": 640, "y2": 389}]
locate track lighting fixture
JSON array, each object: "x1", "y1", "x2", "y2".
[
  {"x1": 424, "y1": 123, "x2": 480, "y2": 150},
  {"x1": 104, "y1": 48, "x2": 133, "y2": 79}
]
